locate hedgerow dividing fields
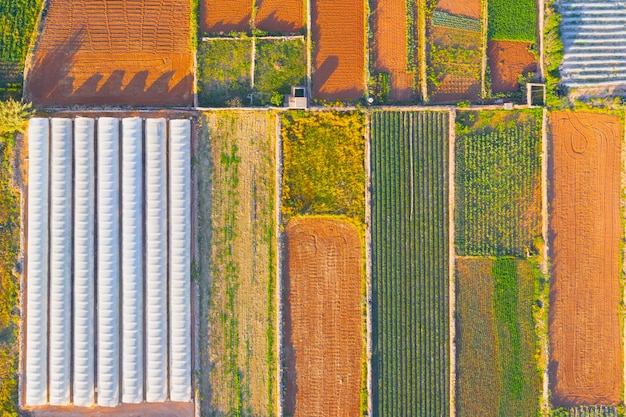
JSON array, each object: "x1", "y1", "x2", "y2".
[
  {"x1": 370, "y1": 110, "x2": 449, "y2": 416},
  {"x1": 456, "y1": 258, "x2": 541, "y2": 417},
  {"x1": 455, "y1": 110, "x2": 542, "y2": 256}
]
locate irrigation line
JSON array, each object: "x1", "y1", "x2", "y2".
[
  {"x1": 200, "y1": 35, "x2": 305, "y2": 41},
  {"x1": 447, "y1": 109, "x2": 457, "y2": 417},
  {"x1": 480, "y1": 0, "x2": 489, "y2": 98},
  {"x1": 541, "y1": 107, "x2": 550, "y2": 416},
  {"x1": 251, "y1": 36, "x2": 256, "y2": 89},
  {"x1": 418, "y1": 0, "x2": 428, "y2": 101},
  {"x1": 538, "y1": 0, "x2": 546, "y2": 80},
  {"x1": 306, "y1": 0, "x2": 312, "y2": 101},
  {"x1": 622, "y1": 115, "x2": 626, "y2": 411},
  {"x1": 274, "y1": 113, "x2": 284, "y2": 417},
  {"x1": 363, "y1": 111, "x2": 373, "y2": 417}
]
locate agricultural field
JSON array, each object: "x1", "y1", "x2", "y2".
[
  {"x1": 456, "y1": 258, "x2": 541, "y2": 417},
  {"x1": 488, "y1": 40, "x2": 537, "y2": 94},
  {"x1": 283, "y1": 218, "x2": 363, "y2": 417},
  {"x1": 370, "y1": 111, "x2": 449, "y2": 416},
  {"x1": 0, "y1": 0, "x2": 43, "y2": 97},
  {"x1": 196, "y1": 112, "x2": 277, "y2": 417},
  {"x1": 427, "y1": 0, "x2": 482, "y2": 103},
  {"x1": 256, "y1": 0, "x2": 305, "y2": 33},
  {"x1": 254, "y1": 38, "x2": 306, "y2": 105},
  {"x1": 26, "y1": 0, "x2": 194, "y2": 107},
  {"x1": 311, "y1": 0, "x2": 365, "y2": 100},
  {"x1": 370, "y1": 0, "x2": 416, "y2": 102},
  {"x1": 549, "y1": 111, "x2": 623, "y2": 407},
  {"x1": 488, "y1": 0, "x2": 536, "y2": 43},
  {"x1": 455, "y1": 110, "x2": 542, "y2": 256},
  {"x1": 200, "y1": 0, "x2": 252, "y2": 33}
]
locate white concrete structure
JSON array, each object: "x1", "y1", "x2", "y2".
[
  {"x1": 169, "y1": 119, "x2": 192, "y2": 402},
  {"x1": 97, "y1": 117, "x2": 120, "y2": 407},
  {"x1": 25, "y1": 118, "x2": 49, "y2": 406},
  {"x1": 145, "y1": 118, "x2": 168, "y2": 402},
  {"x1": 73, "y1": 117, "x2": 96, "y2": 407},
  {"x1": 121, "y1": 117, "x2": 144, "y2": 403},
  {"x1": 49, "y1": 118, "x2": 73, "y2": 406}
]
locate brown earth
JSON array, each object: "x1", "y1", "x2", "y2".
[
  {"x1": 283, "y1": 218, "x2": 363, "y2": 417},
  {"x1": 24, "y1": 402, "x2": 194, "y2": 417},
  {"x1": 26, "y1": 0, "x2": 193, "y2": 107},
  {"x1": 488, "y1": 40, "x2": 537, "y2": 94},
  {"x1": 312, "y1": 0, "x2": 365, "y2": 100},
  {"x1": 436, "y1": 0, "x2": 481, "y2": 19},
  {"x1": 256, "y1": 0, "x2": 305, "y2": 33},
  {"x1": 549, "y1": 111, "x2": 623, "y2": 406},
  {"x1": 200, "y1": 0, "x2": 252, "y2": 33},
  {"x1": 371, "y1": 0, "x2": 415, "y2": 102}
]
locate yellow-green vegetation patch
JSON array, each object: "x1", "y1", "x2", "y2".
[
  {"x1": 197, "y1": 111, "x2": 277, "y2": 417},
  {"x1": 281, "y1": 110, "x2": 365, "y2": 223},
  {"x1": 254, "y1": 38, "x2": 306, "y2": 106},
  {"x1": 197, "y1": 39, "x2": 253, "y2": 107},
  {"x1": 456, "y1": 258, "x2": 541, "y2": 417},
  {"x1": 455, "y1": 109, "x2": 542, "y2": 256}
]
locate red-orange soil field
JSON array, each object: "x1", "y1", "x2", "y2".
[
  {"x1": 549, "y1": 111, "x2": 623, "y2": 407},
  {"x1": 200, "y1": 0, "x2": 252, "y2": 33},
  {"x1": 283, "y1": 218, "x2": 363, "y2": 417},
  {"x1": 436, "y1": 0, "x2": 480, "y2": 18},
  {"x1": 26, "y1": 0, "x2": 193, "y2": 107},
  {"x1": 256, "y1": 0, "x2": 305, "y2": 33},
  {"x1": 312, "y1": 0, "x2": 365, "y2": 99},
  {"x1": 488, "y1": 40, "x2": 537, "y2": 94},
  {"x1": 371, "y1": 0, "x2": 415, "y2": 101}
]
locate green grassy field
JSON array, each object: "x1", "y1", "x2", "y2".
[
  {"x1": 254, "y1": 38, "x2": 306, "y2": 106},
  {"x1": 456, "y1": 258, "x2": 541, "y2": 417},
  {"x1": 196, "y1": 111, "x2": 277, "y2": 417},
  {"x1": 488, "y1": 0, "x2": 537, "y2": 42},
  {"x1": 370, "y1": 110, "x2": 449, "y2": 416},
  {"x1": 455, "y1": 109, "x2": 542, "y2": 256}
]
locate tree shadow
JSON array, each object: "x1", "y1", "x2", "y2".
[{"x1": 255, "y1": 9, "x2": 301, "y2": 34}]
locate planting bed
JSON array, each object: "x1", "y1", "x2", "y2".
[
  {"x1": 436, "y1": 0, "x2": 480, "y2": 19},
  {"x1": 312, "y1": 0, "x2": 365, "y2": 100},
  {"x1": 549, "y1": 111, "x2": 623, "y2": 406},
  {"x1": 283, "y1": 217, "x2": 363, "y2": 417},
  {"x1": 371, "y1": 0, "x2": 415, "y2": 102},
  {"x1": 26, "y1": 0, "x2": 193, "y2": 107},
  {"x1": 200, "y1": 0, "x2": 252, "y2": 33},
  {"x1": 256, "y1": 0, "x2": 305, "y2": 33},
  {"x1": 197, "y1": 112, "x2": 277, "y2": 417},
  {"x1": 456, "y1": 258, "x2": 541, "y2": 417},
  {"x1": 488, "y1": 40, "x2": 537, "y2": 94}
]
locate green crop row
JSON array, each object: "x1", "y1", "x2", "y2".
[
  {"x1": 433, "y1": 11, "x2": 480, "y2": 33},
  {"x1": 371, "y1": 110, "x2": 449, "y2": 416},
  {"x1": 455, "y1": 110, "x2": 542, "y2": 256},
  {"x1": 487, "y1": 0, "x2": 537, "y2": 42}
]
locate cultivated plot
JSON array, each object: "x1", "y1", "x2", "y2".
[
  {"x1": 26, "y1": 0, "x2": 193, "y2": 107},
  {"x1": 370, "y1": 110, "x2": 449, "y2": 416},
  {"x1": 256, "y1": 0, "x2": 305, "y2": 33},
  {"x1": 549, "y1": 111, "x2": 623, "y2": 407},
  {"x1": 197, "y1": 112, "x2": 277, "y2": 417},
  {"x1": 488, "y1": 40, "x2": 537, "y2": 94},
  {"x1": 200, "y1": 0, "x2": 252, "y2": 33}
]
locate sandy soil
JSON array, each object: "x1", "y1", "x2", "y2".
[
  {"x1": 256, "y1": 0, "x2": 305, "y2": 33},
  {"x1": 436, "y1": 0, "x2": 480, "y2": 19},
  {"x1": 549, "y1": 111, "x2": 623, "y2": 406},
  {"x1": 283, "y1": 218, "x2": 362, "y2": 417},
  {"x1": 371, "y1": 0, "x2": 415, "y2": 102},
  {"x1": 488, "y1": 40, "x2": 537, "y2": 94},
  {"x1": 200, "y1": 0, "x2": 252, "y2": 33},
  {"x1": 312, "y1": 0, "x2": 365, "y2": 100},
  {"x1": 23, "y1": 402, "x2": 194, "y2": 417},
  {"x1": 26, "y1": 0, "x2": 193, "y2": 107}
]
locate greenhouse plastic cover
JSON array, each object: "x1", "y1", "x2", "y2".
[{"x1": 25, "y1": 118, "x2": 49, "y2": 406}]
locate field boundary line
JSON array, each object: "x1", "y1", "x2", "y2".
[
  {"x1": 622, "y1": 113, "x2": 626, "y2": 409},
  {"x1": 306, "y1": 0, "x2": 312, "y2": 100},
  {"x1": 364, "y1": 111, "x2": 373, "y2": 417},
  {"x1": 448, "y1": 108, "x2": 457, "y2": 417},
  {"x1": 251, "y1": 36, "x2": 256, "y2": 88},
  {"x1": 275, "y1": 113, "x2": 284, "y2": 417},
  {"x1": 541, "y1": 107, "x2": 550, "y2": 416},
  {"x1": 201, "y1": 35, "x2": 305, "y2": 41},
  {"x1": 480, "y1": 0, "x2": 489, "y2": 98},
  {"x1": 537, "y1": 0, "x2": 545, "y2": 80},
  {"x1": 419, "y1": 0, "x2": 427, "y2": 101},
  {"x1": 191, "y1": 117, "x2": 201, "y2": 417}
]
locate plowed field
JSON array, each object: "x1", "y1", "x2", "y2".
[
  {"x1": 26, "y1": 0, "x2": 193, "y2": 107},
  {"x1": 283, "y1": 218, "x2": 362, "y2": 417},
  {"x1": 200, "y1": 0, "x2": 252, "y2": 33},
  {"x1": 549, "y1": 111, "x2": 623, "y2": 407},
  {"x1": 436, "y1": 0, "x2": 480, "y2": 18},
  {"x1": 371, "y1": 0, "x2": 415, "y2": 101},
  {"x1": 312, "y1": 0, "x2": 365, "y2": 99},
  {"x1": 256, "y1": 0, "x2": 304, "y2": 33},
  {"x1": 488, "y1": 40, "x2": 537, "y2": 93}
]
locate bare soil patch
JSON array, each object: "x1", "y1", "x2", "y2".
[
  {"x1": 26, "y1": 0, "x2": 193, "y2": 107},
  {"x1": 488, "y1": 40, "x2": 537, "y2": 94},
  {"x1": 283, "y1": 218, "x2": 362, "y2": 417},
  {"x1": 200, "y1": 0, "x2": 252, "y2": 33},
  {"x1": 549, "y1": 111, "x2": 623, "y2": 406},
  {"x1": 256, "y1": 0, "x2": 305, "y2": 33},
  {"x1": 312, "y1": 0, "x2": 365, "y2": 99},
  {"x1": 24, "y1": 402, "x2": 194, "y2": 417},
  {"x1": 371, "y1": 0, "x2": 415, "y2": 101},
  {"x1": 436, "y1": 0, "x2": 481, "y2": 19}
]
